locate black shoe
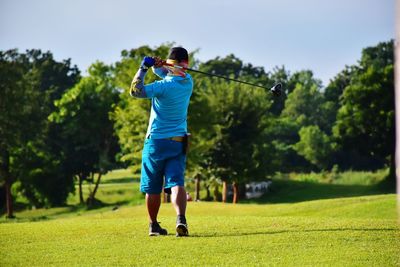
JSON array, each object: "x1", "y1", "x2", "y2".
[
  {"x1": 149, "y1": 222, "x2": 168, "y2": 236},
  {"x1": 176, "y1": 215, "x2": 189, "y2": 237}
]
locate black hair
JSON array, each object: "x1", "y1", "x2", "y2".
[{"x1": 167, "y1": 47, "x2": 189, "y2": 62}]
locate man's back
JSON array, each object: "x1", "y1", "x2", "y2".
[{"x1": 145, "y1": 73, "x2": 193, "y2": 139}]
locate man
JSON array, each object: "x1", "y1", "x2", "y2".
[{"x1": 130, "y1": 47, "x2": 193, "y2": 237}]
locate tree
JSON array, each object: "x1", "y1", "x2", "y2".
[
  {"x1": 333, "y1": 41, "x2": 395, "y2": 183},
  {"x1": 322, "y1": 67, "x2": 353, "y2": 134},
  {"x1": 273, "y1": 70, "x2": 324, "y2": 172},
  {"x1": 50, "y1": 62, "x2": 119, "y2": 206},
  {"x1": 11, "y1": 142, "x2": 73, "y2": 207},
  {"x1": 282, "y1": 71, "x2": 324, "y2": 128},
  {"x1": 0, "y1": 50, "x2": 39, "y2": 217},
  {"x1": 293, "y1": 125, "x2": 332, "y2": 170},
  {"x1": 266, "y1": 117, "x2": 311, "y2": 172},
  {"x1": 199, "y1": 79, "x2": 273, "y2": 203},
  {"x1": 199, "y1": 54, "x2": 268, "y2": 82},
  {"x1": 16, "y1": 50, "x2": 80, "y2": 207},
  {"x1": 0, "y1": 49, "x2": 80, "y2": 216},
  {"x1": 268, "y1": 66, "x2": 291, "y2": 115},
  {"x1": 189, "y1": 55, "x2": 278, "y2": 202}
]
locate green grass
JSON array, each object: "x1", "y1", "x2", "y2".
[
  {"x1": 250, "y1": 169, "x2": 391, "y2": 204},
  {"x1": 1, "y1": 194, "x2": 399, "y2": 266},
  {"x1": 187, "y1": 169, "x2": 390, "y2": 203},
  {"x1": 274, "y1": 169, "x2": 388, "y2": 185},
  {"x1": 67, "y1": 182, "x2": 143, "y2": 206},
  {"x1": 2, "y1": 169, "x2": 398, "y2": 266},
  {"x1": 247, "y1": 179, "x2": 385, "y2": 204},
  {"x1": 6, "y1": 168, "x2": 393, "y2": 220},
  {"x1": 100, "y1": 168, "x2": 139, "y2": 184},
  {"x1": 66, "y1": 169, "x2": 144, "y2": 207},
  {"x1": 5, "y1": 169, "x2": 143, "y2": 222}
]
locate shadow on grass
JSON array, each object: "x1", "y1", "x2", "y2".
[
  {"x1": 0, "y1": 198, "x2": 138, "y2": 223},
  {"x1": 190, "y1": 227, "x2": 399, "y2": 238},
  {"x1": 241, "y1": 179, "x2": 390, "y2": 204}
]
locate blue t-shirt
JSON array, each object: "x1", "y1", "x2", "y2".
[{"x1": 143, "y1": 68, "x2": 193, "y2": 139}]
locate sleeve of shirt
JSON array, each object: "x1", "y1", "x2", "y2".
[
  {"x1": 152, "y1": 67, "x2": 168, "y2": 79},
  {"x1": 144, "y1": 79, "x2": 170, "y2": 98}
]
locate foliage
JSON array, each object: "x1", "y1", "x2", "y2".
[
  {"x1": 186, "y1": 55, "x2": 281, "y2": 202},
  {"x1": 266, "y1": 70, "x2": 325, "y2": 173},
  {"x1": 293, "y1": 125, "x2": 332, "y2": 169},
  {"x1": 199, "y1": 54, "x2": 269, "y2": 83},
  {"x1": 0, "y1": 49, "x2": 80, "y2": 210},
  {"x1": 333, "y1": 40, "x2": 394, "y2": 171},
  {"x1": 1, "y1": 39, "x2": 396, "y2": 209},
  {"x1": 322, "y1": 67, "x2": 353, "y2": 134},
  {"x1": 11, "y1": 141, "x2": 73, "y2": 207},
  {"x1": 206, "y1": 81, "x2": 273, "y2": 184},
  {"x1": 281, "y1": 71, "x2": 324, "y2": 128},
  {"x1": 50, "y1": 62, "x2": 119, "y2": 204}
]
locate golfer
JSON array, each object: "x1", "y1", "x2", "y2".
[{"x1": 130, "y1": 47, "x2": 193, "y2": 237}]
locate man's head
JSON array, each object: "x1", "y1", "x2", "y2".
[{"x1": 167, "y1": 47, "x2": 189, "y2": 68}]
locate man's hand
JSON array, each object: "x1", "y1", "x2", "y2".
[
  {"x1": 153, "y1": 57, "x2": 166, "y2": 68},
  {"x1": 140, "y1": 56, "x2": 155, "y2": 71}
]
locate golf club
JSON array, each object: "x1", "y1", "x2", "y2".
[{"x1": 162, "y1": 62, "x2": 282, "y2": 97}]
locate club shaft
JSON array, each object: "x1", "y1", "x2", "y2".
[
  {"x1": 186, "y1": 68, "x2": 269, "y2": 90},
  {"x1": 164, "y1": 63, "x2": 269, "y2": 90}
]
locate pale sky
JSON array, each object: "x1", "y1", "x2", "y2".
[{"x1": 0, "y1": 0, "x2": 395, "y2": 86}]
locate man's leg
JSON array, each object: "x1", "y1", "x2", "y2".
[
  {"x1": 140, "y1": 139, "x2": 168, "y2": 236},
  {"x1": 171, "y1": 186, "x2": 187, "y2": 216},
  {"x1": 146, "y1": 193, "x2": 161, "y2": 223},
  {"x1": 146, "y1": 193, "x2": 167, "y2": 236},
  {"x1": 165, "y1": 142, "x2": 188, "y2": 236},
  {"x1": 171, "y1": 185, "x2": 189, "y2": 236}
]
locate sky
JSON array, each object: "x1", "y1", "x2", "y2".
[{"x1": 0, "y1": 0, "x2": 395, "y2": 86}]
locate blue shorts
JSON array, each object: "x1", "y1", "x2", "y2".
[{"x1": 140, "y1": 138, "x2": 186, "y2": 194}]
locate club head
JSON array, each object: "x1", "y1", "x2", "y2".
[{"x1": 270, "y1": 83, "x2": 282, "y2": 97}]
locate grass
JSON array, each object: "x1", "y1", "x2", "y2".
[
  {"x1": 188, "y1": 169, "x2": 391, "y2": 203},
  {"x1": 251, "y1": 169, "x2": 391, "y2": 204},
  {"x1": 5, "y1": 169, "x2": 143, "y2": 222},
  {"x1": 1, "y1": 169, "x2": 399, "y2": 266},
  {"x1": 274, "y1": 169, "x2": 389, "y2": 185},
  {"x1": 67, "y1": 182, "x2": 143, "y2": 206},
  {"x1": 247, "y1": 179, "x2": 386, "y2": 204},
  {"x1": 5, "y1": 168, "x2": 394, "y2": 219},
  {"x1": 66, "y1": 169, "x2": 143, "y2": 207},
  {"x1": 0, "y1": 194, "x2": 399, "y2": 266}
]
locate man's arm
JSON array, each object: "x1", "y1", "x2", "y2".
[
  {"x1": 130, "y1": 68, "x2": 147, "y2": 98},
  {"x1": 129, "y1": 56, "x2": 155, "y2": 98}
]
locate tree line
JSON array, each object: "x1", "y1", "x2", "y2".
[{"x1": 0, "y1": 41, "x2": 394, "y2": 217}]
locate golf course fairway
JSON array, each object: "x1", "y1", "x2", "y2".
[{"x1": 1, "y1": 194, "x2": 399, "y2": 266}]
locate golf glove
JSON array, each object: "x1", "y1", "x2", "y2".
[{"x1": 140, "y1": 56, "x2": 155, "y2": 71}]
